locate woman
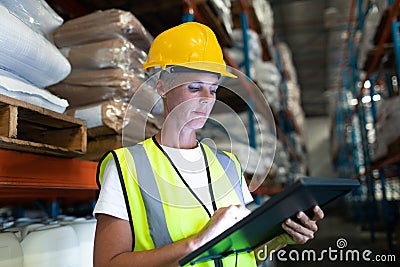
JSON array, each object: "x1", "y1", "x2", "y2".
[{"x1": 93, "y1": 22, "x2": 324, "y2": 267}]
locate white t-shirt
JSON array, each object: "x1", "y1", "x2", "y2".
[{"x1": 94, "y1": 145, "x2": 253, "y2": 220}]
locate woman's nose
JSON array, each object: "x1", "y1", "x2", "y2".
[{"x1": 199, "y1": 89, "x2": 214, "y2": 103}]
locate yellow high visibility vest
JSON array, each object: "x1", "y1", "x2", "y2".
[{"x1": 97, "y1": 137, "x2": 257, "y2": 267}]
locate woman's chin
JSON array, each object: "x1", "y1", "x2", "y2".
[{"x1": 186, "y1": 117, "x2": 208, "y2": 129}]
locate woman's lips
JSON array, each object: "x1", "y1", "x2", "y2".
[{"x1": 192, "y1": 111, "x2": 207, "y2": 116}]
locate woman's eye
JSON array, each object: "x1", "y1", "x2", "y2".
[
  {"x1": 210, "y1": 85, "x2": 218, "y2": 94},
  {"x1": 187, "y1": 83, "x2": 218, "y2": 94},
  {"x1": 188, "y1": 86, "x2": 201, "y2": 92}
]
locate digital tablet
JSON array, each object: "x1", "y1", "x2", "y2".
[{"x1": 179, "y1": 177, "x2": 360, "y2": 266}]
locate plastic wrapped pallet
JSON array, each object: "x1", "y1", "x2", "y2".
[
  {"x1": 60, "y1": 37, "x2": 147, "y2": 70},
  {"x1": 252, "y1": 0, "x2": 274, "y2": 38},
  {"x1": 0, "y1": 69, "x2": 69, "y2": 113},
  {"x1": 47, "y1": 83, "x2": 128, "y2": 108},
  {"x1": 224, "y1": 28, "x2": 263, "y2": 79},
  {"x1": 288, "y1": 101, "x2": 305, "y2": 133},
  {"x1": 0, "y1": 0, "x2": 63, "y2": 39},
  {"x1": 225, "y1": 28, "x2": 263, "y2": 65},
  {"x1": 253, "y1": 59, "x2": 281, "y2": 110},
  {"x1": 66, "y1": 99, "x2": 161, "y2": 140},
  {"x1": 61, "y1": 69, "x2": 146, "y2": 91},
  {"x1": 0, "y1": 4, "x2": 71, "y2": 88},
  {"x1": 285, "y1": 80, "x2": 301, "y2": 104},
  {"x1": 277, "y1": 42, "x2": 298, "y2": 84},
  {"x1": 66, "y1": 101, "x2": 128, "y2": 137},
  {"x1": 53, "y1": 9, "x2": 153, "y2": 52},
  {"x1": 209, "y1": 0, "x2": 233, "y2": 35}
]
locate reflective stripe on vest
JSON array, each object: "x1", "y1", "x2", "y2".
[{"x1": 128, "y1": 144, "x2": 173, "y2": 248}]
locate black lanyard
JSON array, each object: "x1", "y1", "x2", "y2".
[{"x1": 152, "y1": 136, "x2": 217, "y2": 218}]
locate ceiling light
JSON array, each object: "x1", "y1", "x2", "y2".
[
  {"x1": 363, "y1": 80, "x2": 371, "y2": 89},
  {"x1": 350, "y1": 98, "x2": 358, "y2": 105},
  {"x1": 372, "y1": 94, "x2": 381, "y2": 101},
  {"x1": 361, "y1": 95, "x2": 371, "y2": 103}
]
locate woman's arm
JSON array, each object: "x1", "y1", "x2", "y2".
[
  {"x1": 94, "y1": 214, "x2": 200, "y2": 267},
  {"x1": 94, "y1": 205, "x2": 251, "y2": 267}
]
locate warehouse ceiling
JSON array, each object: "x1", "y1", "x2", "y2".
[{"x1": 46, "y1": 0, "x2": 366, "y2": 117}]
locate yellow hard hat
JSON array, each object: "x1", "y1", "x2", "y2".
[{"x1": 142, "y1": 22, "x2": 236, "y2": 78}]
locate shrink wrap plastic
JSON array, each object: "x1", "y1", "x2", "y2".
[
  {"x1": 0, "y1": 69, "x2": 68, "y2": 113},
  {"x1": 209, "y1": 0, "x2": 233, "y2": 35},
  {"x1": 252, "y1": 0, "x2": 274, "y2": 38},
  {"x1": 66, "y1": 101, "x2": 128, "y2": 135},
  {"x1": 47, "y1": 83, "x2": 126, "y2": 108},
  {"x1": 277, "y1": 42, "x2": 298, "y2": 84},
  {"x1": 253, "y1": 60, "x2": 281, "y2": 110},
  {"x1": 49, "y1": 8, "x2": 159, "y2": 154},
  {"x1": 0, "y1": 4, "x2": 71, "y2": 88},
  {"x1": 61, "y1": 69, "x2": 146, "y2": 90},
  {"x1": 225, "y1": 29, "x2": 263, "y2": 64},
  {"x1": 0, "y1": 0, "x2": 63, "y2": 39},
  {"x1": 53, "y1": 9, "x2": 153, "y2": 52},
  {"x1": 60, "y1": 37, "x2": 147, "y2": 70},
  {"x1": 276, "y1": 42, "x2": 305, "y2": 132},
  {"x1": 49, "y1": 9, "x2": 151, "y2": 111},
  {"x1": 66, "y1": 100, "x2": 161, "y2": 142}
]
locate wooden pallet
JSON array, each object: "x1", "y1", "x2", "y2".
[{"x1": 0, "y1": 94, "x2": 87, "y2": 157}]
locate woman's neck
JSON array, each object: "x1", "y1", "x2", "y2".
[{"x1": 155, "y1": 128, "x2": 197, "y2": 149}]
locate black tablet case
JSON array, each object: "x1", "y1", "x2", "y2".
[{"x1": 179, "y1": 177, "x2": 360, "y2": 266}]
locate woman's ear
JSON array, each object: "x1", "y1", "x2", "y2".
[{"x1": 156, "y1": 79, "x2": 166, "y2": 98}]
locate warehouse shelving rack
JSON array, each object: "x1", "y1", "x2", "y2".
[
  {"x1": 0, "y1": 149, "x2": 97, "y2": 217},
  {"x1": 334, "y1": 0, "x2": 400, "y2": 250}
]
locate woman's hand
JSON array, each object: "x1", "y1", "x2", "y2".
[
  {"x1": 255, "y1": 206, "x2": 324, "y2": 264},
  {"x1": 193, "y1": 205, "x2": 251, "y2": 247},
  {"x1": 281, "y1": 205, "x2": 324, "y2": 245}
]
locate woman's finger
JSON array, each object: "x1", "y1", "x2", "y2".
[
  {"x1": 296, "y1": 211, "x2": 318, "y2": 232},
  {"x1": 281, "y1": 221, "x2": 313, "y2": 244},
  {"x1": 284, "y1": 218, "x2": 315, "y2": 239},
  {"x1": 312, "y1": 206, "x2": 324, "y2": 221}
]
